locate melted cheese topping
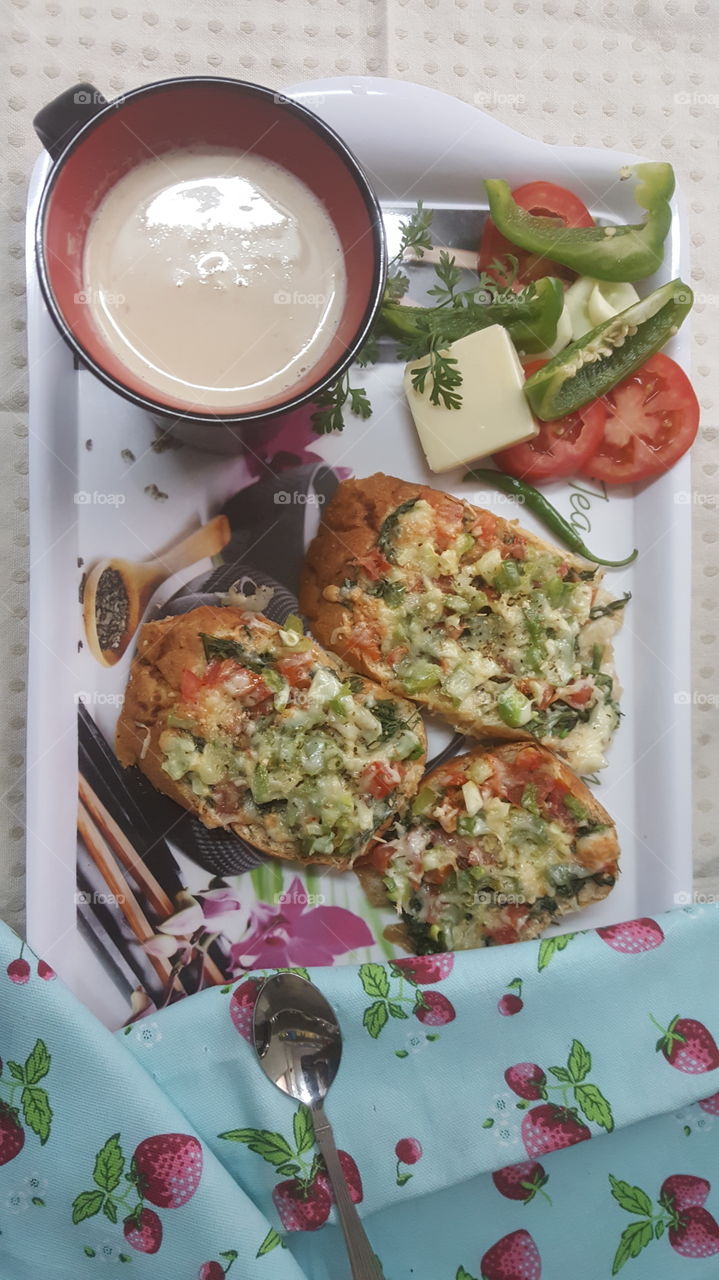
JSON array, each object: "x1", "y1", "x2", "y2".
[
  {"x1": 158, "y1": 620, "x2": 424, "y2": 861},
  {"x1": 336, "y1": 497, "x2": 625, "y2": 773},
  {"x1": 381, "y1": 752, "x2": 615, "y2": 950}
]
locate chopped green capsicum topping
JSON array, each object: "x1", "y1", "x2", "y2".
[{"x1": 485, "y1": 163, "x2": 675, "y2": 282}]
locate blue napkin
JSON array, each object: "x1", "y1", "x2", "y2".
[{"x1": 0, "y1": 904, "x2": 718, "y2": 1279}]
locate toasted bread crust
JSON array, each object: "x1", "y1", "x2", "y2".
[{"x1": 116, "y1": 605, "x2": 426, "y2": 868}]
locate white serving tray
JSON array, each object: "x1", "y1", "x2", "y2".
[{"x1": 25, "y1": 77, "x2": 692, "y2": 1028}]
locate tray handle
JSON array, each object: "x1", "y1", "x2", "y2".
[{"x1": 33, "y1": 82, "x2": 107, "y2": 162}]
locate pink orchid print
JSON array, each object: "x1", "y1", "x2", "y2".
[{"x1": 228, "y1": 879, "x2": 373, "y2": 972}]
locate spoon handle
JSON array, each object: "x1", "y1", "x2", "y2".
[{"x1": 311, "y1": 1102, "x2": 384, "y2": 1280}]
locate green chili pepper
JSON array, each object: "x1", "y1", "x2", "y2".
[
  {"x1": 484, "y1": 163, "x2": 675, "y2": 282},
  {"x1": 523, "y1": 278, "x2": 692, "y2": 421},
  {"x1": 464, "y1": 468, "x2": 638, "y2": 568},
  {"x1": 378, "y1": 276, "x2": 564, "y2": 355}
]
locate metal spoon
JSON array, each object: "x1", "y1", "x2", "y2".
[{"x1": 253, "y1": 971, "x2": 384, "y2": 1280}]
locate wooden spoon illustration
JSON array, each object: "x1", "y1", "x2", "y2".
[{"x1": 83, "y1": 514, "x2": 231, "y2": 666}]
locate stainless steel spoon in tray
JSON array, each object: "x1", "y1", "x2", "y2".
[{"x1": 253, "y1": 971, "x2": 384, "y2": 1280}]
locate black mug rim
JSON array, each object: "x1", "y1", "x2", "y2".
[{"x1": 34, "y1": 75, "x2": 387, "y2": 428}]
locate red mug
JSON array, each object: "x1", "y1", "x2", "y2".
[{"x1": 33, "y1": 77, "x2": 386, "y2": 447}]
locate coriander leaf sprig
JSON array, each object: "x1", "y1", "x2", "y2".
[
  {"x1": 311, "y1": 372, "x2": 372, "y2": 435},
  {"x1": 409, "y1": 344, "x2": 463, "y2": 410},
  {"x1": 388, "y1": 200, "x2": 434, "y2": 270},
  {"x1": 425, "y1": 249, "x2": 464, "y2": 306}
]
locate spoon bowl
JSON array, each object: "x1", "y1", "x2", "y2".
[{"x1": 254, "y1": 971, "x2": 341, "y2": 1106}]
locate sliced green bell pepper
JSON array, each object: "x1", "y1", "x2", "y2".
[
  {"x1": 378, "y1": 275, "x2": 564, "y2": 356},
  {"x1": 523, "y1": 278, "x2": 692, "y2": 421},
  {"x1": 485, "y1": 163, "x2": 675, "y2": 282}
]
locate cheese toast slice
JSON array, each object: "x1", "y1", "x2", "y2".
[
  {"x1": 299, "y1": 473, "x2": 626, "y2": 774},
  {"x1": 357, "y1": 741, "x2": 619, "y2": 952},
  {"x1": 116, "y1": 605, "x2": 426, "y2": 868}
]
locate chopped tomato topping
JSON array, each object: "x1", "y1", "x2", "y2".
[
  {"x1": 470, "y1": 510, "x2": 499, "y2": 545},
  {"x1": 349, "y1": 623, "x2": 382, "y2": 663},
  {"x1": 356, "y1": 549, "x2": 392, "y2": 581},
  {"x1": 364, "y1": 842, "x2": 393, "y2": 873},
  {"x1": 359, "y1": 762, "x2": 401, "y2": 799},
  {"x1": 516, "y1": 681, "x2": 553, "y2": 710},
  {"x1": 203, "y1": 658, "x2": 239, "y2": 687},
  {"x1": 276, "y1": 653, "x2": 314, "y2": 689},
  {"x1": 542, "y1": 782, "x2": 571, "y2": 821},
  {"x1": 180, "y1": 668, "x2": 203, "y2": 702},
  {"x1": 437, "y1": 764, "x2": 469, "y2": 789},
  {"x1": 500, "y1": 538, "x2": 527, "y2": 561},
  {"x1": 212, "y1": 781, "x2": 243, "y2": 814},
  {"x1": 423, "y1": 868, "x2": 448, "y2": 886},
  {"x1": 432, "y1": 497, "x2": 465, "y2": 549},
  {"x1": 557, "y1": 681, "x2": 594, "y2": 708},
  {"x1": 486, "y1": 925, "x2": 520, "y2": 946},
  {"x1": 386, "y1": 644, "x2": 409, "y2": 667},
  {"x1": 205, "y1": 659, "x2": 272, "y2": 706},
  {"x1": 486, "y1": 903, "x2": 530, "y2": 946},
  {"x1": 515, "y1": 746, "x2": 546, "y2": 770}
]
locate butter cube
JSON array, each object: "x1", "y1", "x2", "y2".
[{"x1": 403, "y1": 324, "x2": 538, "y2": 474}]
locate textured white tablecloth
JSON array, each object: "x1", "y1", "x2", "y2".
[{"x1": 2, "y1": 0, "x2": 717, "y2": 932}]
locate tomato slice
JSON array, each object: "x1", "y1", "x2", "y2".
[
  {"x1": 493, "y1": 360, "x2": 607, "y2": 482},
  {"x1": 478, "y1": 180, "x2": 594, "y2": 288},
  {"x1": 582, "y1": 353, "x2": 700, "y2": 485}
]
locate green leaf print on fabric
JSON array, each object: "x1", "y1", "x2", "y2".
[
  {"x1": 0, "y1": 1038, "x2": 54, "y2": 1159},
  {"x1": 609, "y1": 1171, "x2": 719, "y2": 1272}
]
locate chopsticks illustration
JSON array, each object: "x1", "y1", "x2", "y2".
[
  {"x1": 78, "y1": 774, "x2": 226, "y2": 988},
  {"x1": 77, "y1": 796, "x2": 184, "y2": 993}
]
